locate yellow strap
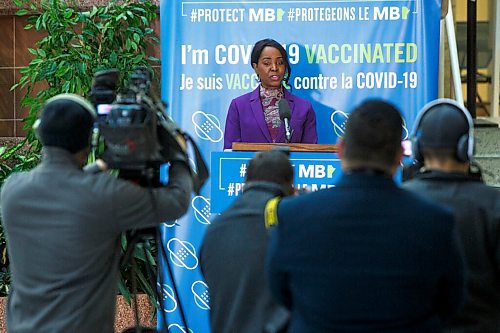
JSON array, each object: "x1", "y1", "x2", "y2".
[{"x1": 264, "y1": 196, "x2": 281, "y2": 229}]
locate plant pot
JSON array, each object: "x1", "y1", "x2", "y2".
[
  {"x1": 115, "y1": 294, "x2": 156, "y2": 333},
  {"x1": 0, "y1": 295, "x2": 156, "y2": 333}
]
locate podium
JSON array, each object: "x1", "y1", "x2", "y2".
[
  {"x1": 210, "y1": 143, "x2": 341, "y2": 213},
  {"x1": 232, "y1": 142, "x2": 338, "y2": 152}
]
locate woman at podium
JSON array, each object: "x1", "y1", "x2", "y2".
[{"x1": 223, "y1": 38, "x2": 318, "y2": 150}]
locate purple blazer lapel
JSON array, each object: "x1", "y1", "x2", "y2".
[{"x1": 249, "y1": 87, "x2": 272, "y2": 143}]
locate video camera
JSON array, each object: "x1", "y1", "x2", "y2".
[{"x1": 90, "y1": 67, "x2": 208, "y2": 192}]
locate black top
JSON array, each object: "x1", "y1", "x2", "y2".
[{"x1": 404, "y1": 170, "x2": 500, "y2": 333}]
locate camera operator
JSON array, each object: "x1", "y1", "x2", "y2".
[{"x1": 0, "y1": 94, "x2": 193, "y2": 333}]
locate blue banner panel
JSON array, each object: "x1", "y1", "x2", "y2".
[
  {"x1": 160, "y1": 1, "x2": 441, "y2": 332},
  {"x1": 211, "y1": 151, "x2": 342, "y2": 213}
]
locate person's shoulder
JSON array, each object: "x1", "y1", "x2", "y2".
[
  {"x1": 401, "y1": 186, "x2": 455, "y2": 223},
  {"x1": 401, "y1": 178, "x2": 425, "y2": 191},
  {"x1": 405, "y1": 176, "x2": 499, "y2": 210},
  {"x1": 466, "y1": 180, "x2": 500, "y2": 196},
  {"x1": 204, "y1": 203, "x2": 241, "y2": 234},
  {"x1": 3, "y1": 171, "x2": 22, "y2": 185},
  {"x1": 232, "y1": 88, "x2": 258, "y2": 104},
  {"x1": 278, "y1": 189, "x2": 333, "y2": 218},
  {"x1": 206, "y1": 212, "x2": 230, "y2": 231},
  {"x1": 201, "y1": 211, "x2": 236, "y2": 255},
  {"x1": 286, "y1": 91, "x2": 312, "y2": 108},
  {"x1": 463, "y1": 181, "x2": 500, "y2": 211},
  {"x1": 1, "y1": 172, "x2": 20, "y2": 196},
  {"x1": 2, "y1": 170, "x2": 31, "y2": 193}
]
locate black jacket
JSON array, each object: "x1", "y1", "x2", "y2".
[
  {"x1": 200, "y1": 181, "x2": 289, "y2": 333},
  {"x1": 404, "y1": 170, "x2": 500, "y2": 333},
  {"x1": 268, "y1": 172, "x2": 465, "y2": 333}
]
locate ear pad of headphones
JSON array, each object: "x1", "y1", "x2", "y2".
[
  {"x1": 456, "y1": 134, "x2": 470, "y2": 163},
  {"x1": 411, "y1": 132, "x2": 423, "y2": 163},
  {"x1": 411, "y1": 99, "x2": 474, "y2": 163}
]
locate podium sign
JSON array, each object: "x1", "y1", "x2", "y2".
[{"x1": 211, "y1": 151, "x2": 342, "y2": 213}]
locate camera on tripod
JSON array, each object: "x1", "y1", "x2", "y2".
[{"x1": 90, "y1": 67, "x2": 208, "y2": 191}]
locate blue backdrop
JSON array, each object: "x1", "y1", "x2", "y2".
[{"x1": 159, "y1": 1, "x2": 441, "y2": 332}]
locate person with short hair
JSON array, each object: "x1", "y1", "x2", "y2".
[
  {"x1": 223, "y1": 38, "x2": 317, "y2": 149},
  {"x1": 0, "y1": 94, "x2": 193, "y2": 333},
  {"x1": 200, "y1": 150, "x2": 294, "y2": 333},
  {"x1": 266, "y1": 99, "x2": 465, "y2": 332},
  {"x1": 403, "y1": 99, "x2": 500, "y2": 333}
]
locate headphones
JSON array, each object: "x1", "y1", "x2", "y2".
[
  {"x1": 33, "y1": 94, "x2": 98, "y2": 151},
  {"x1": 411, "y1": 98, "x2": 474, "y2": 163},
  {"x1": 33, "y1": 93, "x2": 97, "y2": 132}
]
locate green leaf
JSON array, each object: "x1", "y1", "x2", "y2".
[
  {"x1": 37, "y1": 49, "x2": 46, "y2": 57},
  {"x1": 109, "y1": 52, "x2": 118, "y2": 64},
  {"x1": 145, "y1": 248, "x2": 156, "y2": 266},
  {"x1": 35, "y1": 16, "x2": 42, "y2": 30},
  {"x1": 133, "y1": 33, "x2": 140, "y2": 43},
  {"x1": 64, "y1": 9, "x2": 74, "y2": 19},
  {"x1": 134, "y1": 268, "x2": 154, "y2": 295},
  {"x1": 29, "y1": 58, "x2": 43, "y2": 65},
  {"x1": 90, "y1": 6, "x2": 98, "y2": 17},
  {"x1": 62, "y1": 81, "x2": 70, "y2": 92},
  {"x1": 24, "y1": 24, "x2": 33, "y2": 30},
  {"x1": 118, "y1": 275, "x2": 132, "y2": 303},
  {"x1": 55, "y1": 65, "x2": 69, "y2": 77},
  {"x1": 132, "y1": 54, "x2": 144, "y2": 64},
  {"x1": 16, "y1": 9, "x2": 29, "y2": 16}
]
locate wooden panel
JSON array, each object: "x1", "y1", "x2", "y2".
[{"x1": 232, "y1": 142, "x2": 338, "y2": 152}]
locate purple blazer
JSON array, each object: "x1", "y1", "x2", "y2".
[{"x1": 223, "y1": 87, "x2": 318, "y2": 149}]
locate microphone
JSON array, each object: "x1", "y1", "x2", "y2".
[{"x1": 278, "y1": 99, "x2": 293, "y2": 143}]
